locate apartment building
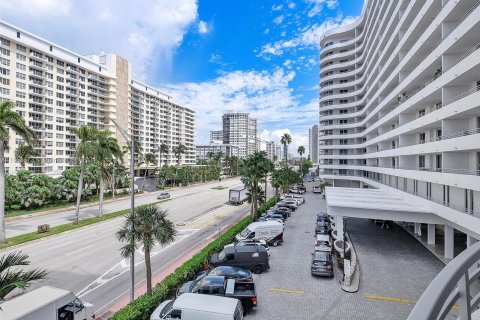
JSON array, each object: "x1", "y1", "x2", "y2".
[
  {"x1": 222, "y1": 112, "x2": 257, "y2": 158},
  {"x1": 265, "y1": 141, "x2": 278, "y2": 162},
  {"x1": 308, "y1": 124, "x2": 319, "y2": 164},
  {"x1": 0, "y1": 20, "x2": 195, "y2": 173},
  {"x1": 318, "y1": 0, "x2": 480, "y2": 260},
  {"x1": 209, "y1": 130, "x2": 223, "y2": 144}
]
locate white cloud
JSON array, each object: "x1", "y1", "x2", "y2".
[
  {"x1": 264, "y1": 28, "x2": 270, "y2": 35},
  {"x1": 162, "y1": 68, "x2": 318, "y2": 146},
  {"x1": 1, "y1": 0, "x2": 199, "y2": 82},
  {"x1": 259, "y1": 15, "x2": 358, "y2": 57},
  {"x1": 305, "y1": 0, "x2": 338, "y2": 17},
  {"x1": 272, "y1": 4, "x2": 283, "y2": 11},
  {"x1": 198, "y1": 20, "x2": 209, "y2": 34},
  {"x1": 288, "y1": 2, "x2": 296, "y2": 9},
  {"x1": 273, "y1": 15, "x2": 285, "y2": 25},
  {"x1": 280, "y1": 31, "x2": 287, "y2": 37}
]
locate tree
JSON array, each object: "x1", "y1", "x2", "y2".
[
  {"x1": 71, "y1": 125, "x2": 99, "y2": 224},
  {"x1": 172, "y1": 144, "x2": 186, "y2": 165},
  {"x1": 157, "y1": 143, "x2": 169, "y2": 168},
  {"x1": 0, "y1": 101, "x2": 34, "y2": 243},
  {"x1": 96, "y1": 131, "x2": 123, "y2": 217},
  {"x1": 273, "y1": 154, "x2": 278, "y2": 163},
  {"x1": 116, "y1": 205, "x2": 176, "y2": 295},
  {"x1": 0, "y1": 251, "x2": 47, "y2": 300},
  {"x1": 280, "y1": 133, "x2": 292, "y2": 160},
  {"x1": 297, "y1": 146, "x2": 305, "y2": 173},
  {"x1": 14, "y1": 144, "x2": 37, "y2": 169},
  {"x1": 241, "y1": 152, "x2": 269, "y2": 220}
]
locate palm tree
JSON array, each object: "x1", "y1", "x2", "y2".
[
  {"x1": 273, "y1": 154, "x2": 278, "y2": 163},
  {"x1": 172, "y1": 144, "x2": 186, "y2": 165},
  {"x1": 280, "y1": 133, "x2": 292, "y2": 160},
  {"x1": 142, "y1": 153, "x2": 157, "y2": 191},
  {"x1": 71, "y1": 125, "x2": 99, "y2": 224},
  {"x1": 157, "y1": 143, "x2": 169, "y2": 168},
  {"x1": 14, "y1": 144, "x2": 37, "y2": 169},
  {"x1": 241, "y1": 152, "x2": 269, "y2": 220},
  {"x1": 96, "y1": 131, "x2": 123, "y2": 217},
  {"x1": 297, "y1": 146, "x2": 305, "y2": 173},
  {"x1": 0, "y1": 101, "x2": 34, "y2": 243},
  {"x1": 0, "y1": 251, "x2": 47, "y2": 300},
  {"x1": 116, "y1": 205, "x2": 176, "y2": 295}
]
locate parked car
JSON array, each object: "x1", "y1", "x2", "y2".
[
  {"x1": 289, "y1": 187, "x2": 305, "y2": 194},
  {"x1": 273, "y1": 206, "x2": 292, "y2": 217},
  {"x1": 311, "y1": 250, "x2": 334, "y2": 277},
  {"x1": 225, "y1": 239, "x2": 270, "y2": 257},
  {"x1": 265, "y1": 217, "x2": 285, "y2": 226},
  {"x1": 316, "y1": 213, "x2": 329, "y2": 223},
  {"x1": 210, "y1": 245, "x2": 270, "y2": 273},
  {"x1": 306, "y1": 177, "x2": 315, "y2": 182},
  {"x1": 276, "y1": 202, "x2": 296, "y2": 211},
  {"x1": 314, "y1": 234, "x2": 332, "y2": 252},
  {"x1": 236, "y1": 221, "x2": 284, "y2": 246},
  {"x1": 151, "y1": 293, "x2": 244, "y2": 320},
  {"x1": 313, "y1": 186, "x2": 322, "y2": 193},
  {"x1": 284, "y1": 194, "x2": 305, "y2": 204},
  {"x1": 315, "y1": 221, "x2": 331, "y2": 235},
  {"x1": 196, "y1": 266, "x2": 253, "y2": 283},
  {"x1": 283, "y1": 199, "x2": 298, "y2": 209},
  {"x1": 157, "y1": 192, "x2": 171, "y2": 200}
]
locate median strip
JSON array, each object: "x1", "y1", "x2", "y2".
[{"x1": 0, "y1": 200, "x2": 168, "y2": 250}]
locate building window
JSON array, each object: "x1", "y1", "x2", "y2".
[{"x1": 419, "y1": 155, "x2": 425, "y2": 168}]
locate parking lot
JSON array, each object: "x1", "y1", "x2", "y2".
[{"x1": 248, "y1": 190, "x2": 448, "y2": 320}]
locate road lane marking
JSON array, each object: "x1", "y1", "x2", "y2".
[
  {"x1": 64, "y1": 244, "x2": 94, "y2": 256},
  {"x1": 365, "y1": 295, "x2": 411, "y2": 304},
  {"x1": 77, "y1": 228, "x2": 199, "y2": 298},
  {"x1": 269, "y1": 288, "x2": 304, "y2": 294}
]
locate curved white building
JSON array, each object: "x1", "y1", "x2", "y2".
[{"x1": 318, "y1": 0, "x2": 480, "y2": 259}]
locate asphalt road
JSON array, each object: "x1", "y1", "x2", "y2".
[
  {"x1": 1, "y1": 177, "x2": 267, "y2": 315},
  {"x1": 6, "y1": 178, "x2": 242, "y2": 237}
]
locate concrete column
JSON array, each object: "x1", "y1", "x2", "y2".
[
  {"x1": 336, "y1": 216, "x2": 344, "y2": 241},
  {"x1": 444, "y1": 225, "x2": 454, "y2": 259},
  {"x1": 360, "y1": 181, "x2": 364, "y2": 188},
  {"x1": 414, "y1": 223, "x2": 422, "y2": 236},
  {"x1": 467, "y1": 235, "x2": 479, "y2": 247},
  {"x1": 427, "y1": 224, "x2": 436, "y2": 245}
]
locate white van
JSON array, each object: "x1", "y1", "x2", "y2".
[
  {"x1": 151, "y1": 293, "x2": 243, "y2": 320},
  {"x1": 235, "y1": 221, "x2": 284, "y2": 247}
]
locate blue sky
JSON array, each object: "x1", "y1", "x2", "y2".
[{"x1": 1, "y1": 0, "x2": 362, "y2": 154}]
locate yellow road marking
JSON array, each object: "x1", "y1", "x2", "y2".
[
  {"x1": 365, "y1": 295, "x2": 460, "y2": 310},
  {"x1": 269, "y1": 288, "x2": 305, "y2": 294},
  {"x1": 365, "y1": 295, "x2": 411, "y2": 304}
]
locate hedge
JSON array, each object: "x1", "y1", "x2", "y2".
[{"x1": 110, "y1": 195, "x2": 279, "y2": 320}]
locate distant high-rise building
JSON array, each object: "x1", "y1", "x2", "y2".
[
  {"x1": 222, "y1": 112, "x2": 257, "y2": 158},
  {"x1": 265, "y1": 141, "x2": 278, "y2": 162},
  {"x1": 309, "y1": 125, "x2": 319, "y2": 164},
  {"x1": 210, "y1": 130, "x2": 223, "y2": 144}
]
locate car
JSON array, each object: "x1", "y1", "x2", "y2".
[
  {"x1": 315, "y1": 221, "x2": 331, "y2": 235},
  {"x1": 226, "y1": 239, "x2": 271, "y2": 257},
  {"x1": 265, "y1": 218, "x2": 284, "y2": 226},
  {"x1": 284, "y1": 194, "x2": 305, "y2": 204},
  {"x1": 314, "y1": 234, "x2": 332, "y2": 252},
  {"x1": 313, "y1": 186, "x2": 322, "y2": 193},
  {"x1": 210, "y1": 246, "x2": 270, "y2": 273},
  {"x1": 157, "y1": 192, "x2": 170, "y2": 200},
  {"x1": 307, "y1": 177, "x2": 315, "y2": 182},
  {"x1": 289, "y1": 187, "x2": 305, "y2": 194},
  {"x1": 274, "y1": 206, "x2": 292, "y2": 215},
  {"x1": 316, "y1": 213, "x2": 329, "y2": 223},
  {"x1": 277, "y1": 202, "x2": 296, "y2": 211},
  {"x1": 196, "y1": 266, "x2": 253, "y2": 282},
  {"x1": 311, "y1": 250, "x2": 334, "y2": 277},
  {"x1": 283, "y1": 199, "x2": 298, "y2": 208}
]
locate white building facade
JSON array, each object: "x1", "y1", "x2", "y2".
[
  {"x1": 222, "y1": 112, "x2": 257, "y2": 158},
  {"x1": 0, "y1": 21, "x2": 195, "y2": 173},
  {"x1": 319, "y1": 0, "x2": 480, "y2": 260},
  {"x1": 209, "y1": 130, "x2": 223, "y2": 144},
  {"x1": 309, "y1": 124, "x2": 319, "y2": 164}
]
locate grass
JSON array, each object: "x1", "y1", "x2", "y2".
[
  {"x1": 211, "y1": 186, "x2": 227, "y2": 190},
  {"x1": 0, "y1": 200, "x2": 167, "y2": 250},
  {"x1": 5, "y1": 192, "x2": 135, "y2": 218}
]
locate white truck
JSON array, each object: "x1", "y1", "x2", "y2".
[
  {"x1": 229, "y1": 187, "x2": 247, "y2": 205},
  {"x1": 0, "y1": 286, "x2": 95, "y2": 320}
]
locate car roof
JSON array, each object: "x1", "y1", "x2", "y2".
[
  {"x1": 248, "y1": 221, "x2": 283, "y2": 228},
  {"x1": 224, "y1": 245, "x2": 267, "y2": 253},
  {"x1": 173, "y1": 293, "x2": 239, "y2": 314}
]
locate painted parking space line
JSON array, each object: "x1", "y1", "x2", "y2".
[
  {"x1": 269, "y1": 288, "x2": 305, "y2": 294},
  {"x1": 365, "y1": 294, "x2": 460, "y2": 310}
]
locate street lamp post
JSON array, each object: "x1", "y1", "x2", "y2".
[{"x1": 111, "y1": 119, "x2": 136, "y2": 302}]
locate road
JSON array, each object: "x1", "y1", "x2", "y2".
[
  {"x1": 6, "y1": 178, "x2": 242, "y2": 237},
  {"x1": 1, "y1": 177, "x2": 266, "y2": 315}
]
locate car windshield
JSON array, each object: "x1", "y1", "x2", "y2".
[
  {"x1": 316, "y1": 240, "x2": 329, "y2": 246},
  {"x1": 314, "y1": 251, "x2": 329, "y2": 261},
  {"x1": 160, "y1": 301, "x2": 174, "y2": 317},
  {"x1": 239, "y1": 228, "x2": 250, "y2": 237},
  {"x1": 218, "y1": 250, "x2": 226, "y2": 260}
]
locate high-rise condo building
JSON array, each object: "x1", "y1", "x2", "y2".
[
  {"x1": 318, "y1": 0, "x2": 480, "y2": 260},
  {"x1": 209, "y1": 130, "x2": 223, "y2": 144},
  {"x1": 0, "y1": 21, "x2": 195, "y2": 173},
  {"x1": 222, "y1": 112, "x2": 257, "y2": 158},
  {"x1": 309, "y1": 124, "x2": 319, "y2": 164}
]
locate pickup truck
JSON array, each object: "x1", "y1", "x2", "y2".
[{"x1": 176, "y1": 275, "x2": 257, "y2": 314}]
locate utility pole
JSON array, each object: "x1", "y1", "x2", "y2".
[{"x1": 111, "y1": 119, "x2": 136, "y2": 302}]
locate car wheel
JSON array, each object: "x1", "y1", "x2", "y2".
[
  {"x1": 252, "y1": 265, "x2": 263, "y2": 274},
  {"x1": 272, "y1": 240, "x2": 279, "y2": 247}
]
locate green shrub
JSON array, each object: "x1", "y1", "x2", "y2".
[{"x1": 110, "y1": 195, "x2": 279, "y2": 320}]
